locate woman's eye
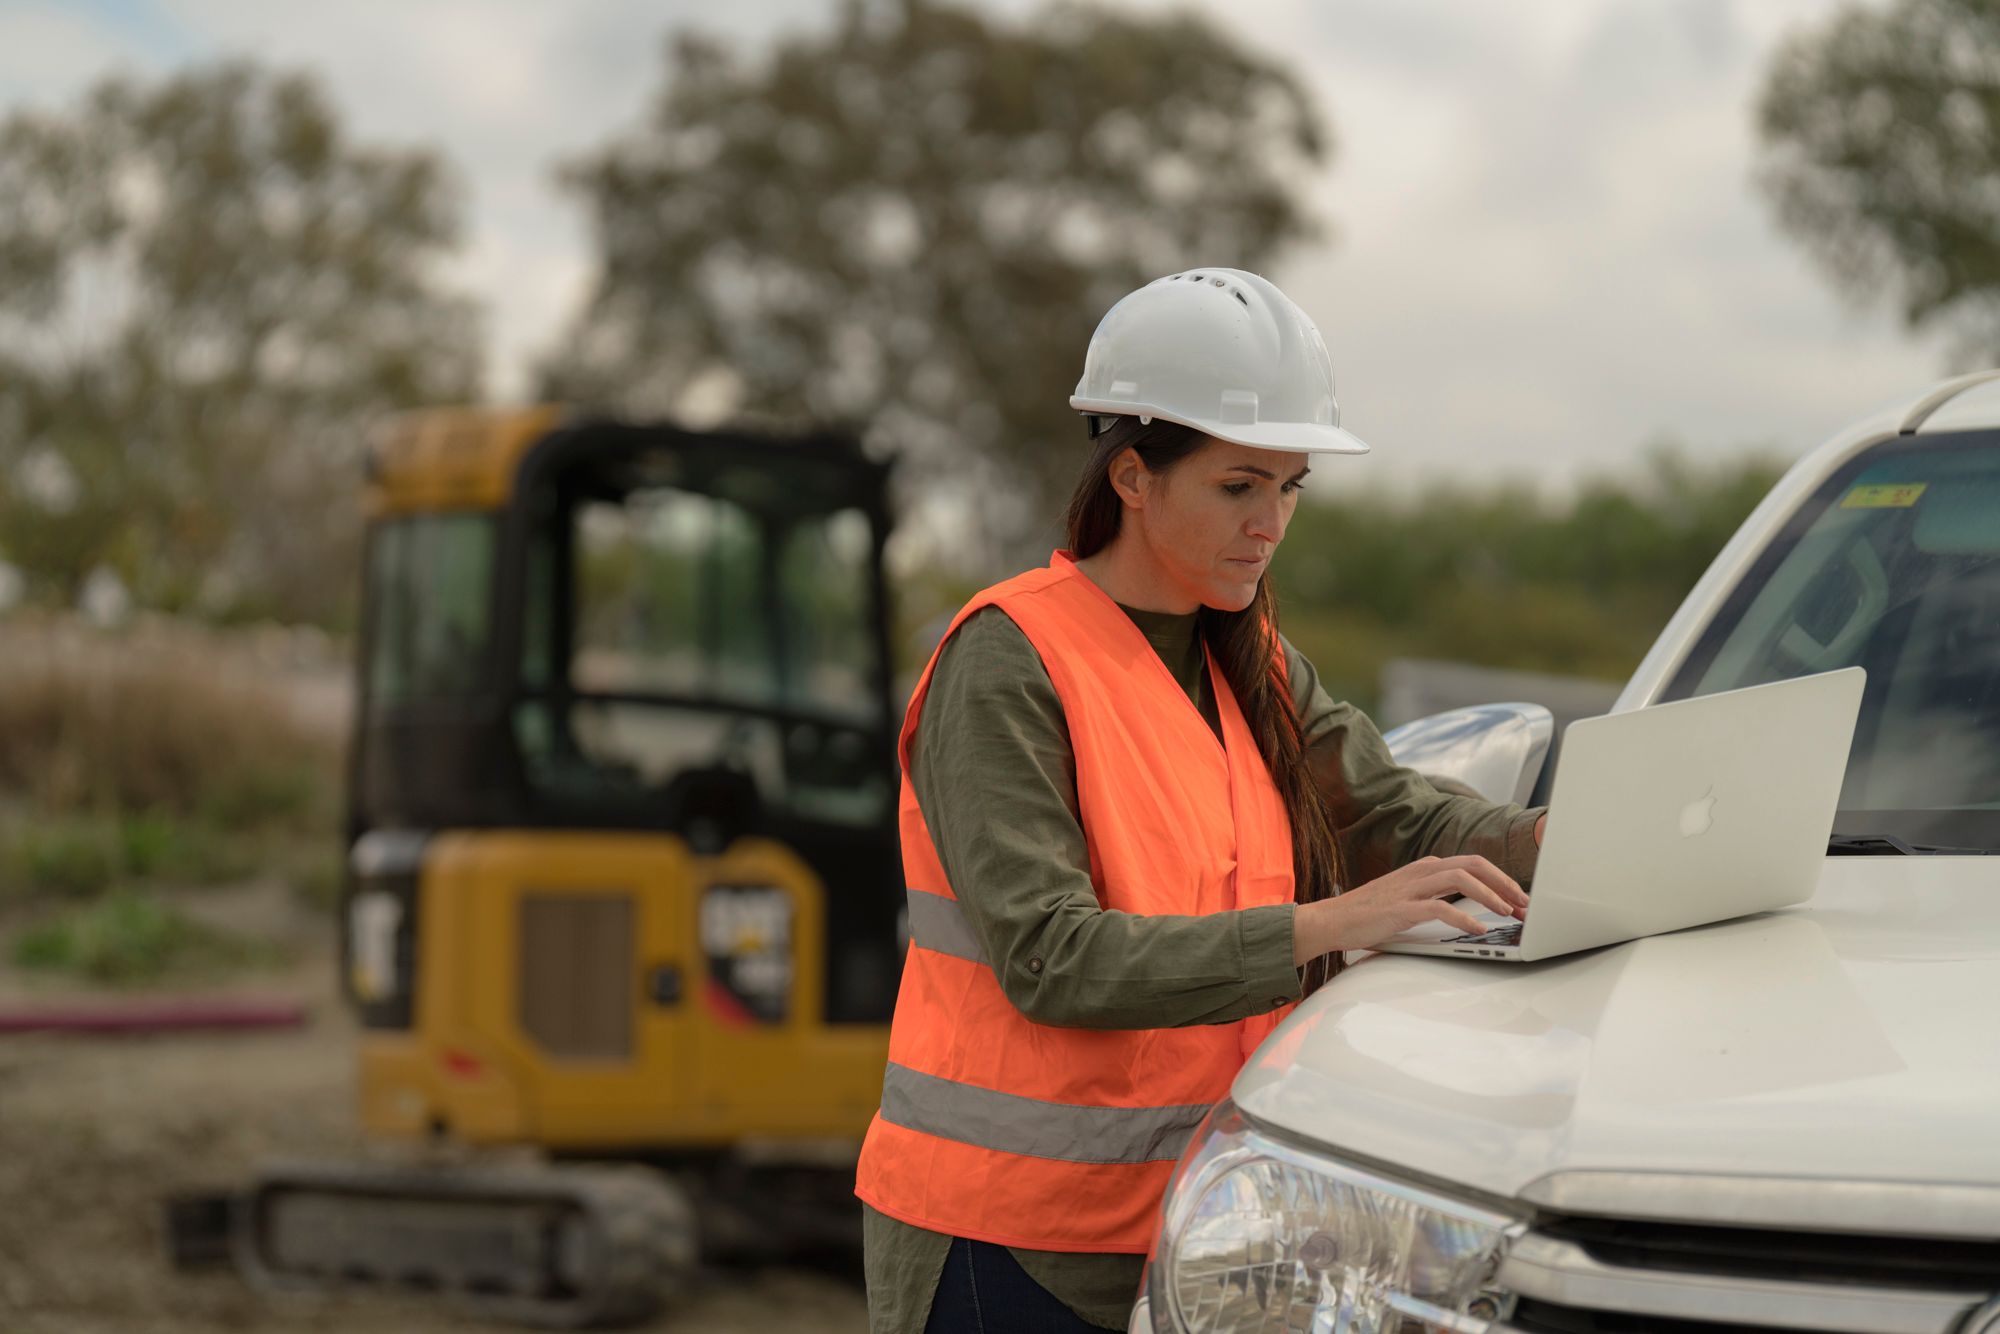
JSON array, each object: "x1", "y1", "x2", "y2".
[
  {"x1": 1222, "y1": 482, "x2": 1252, "y2": 497},
  {"x1": 1282, "y1": 479, "x2": 1306, "y2": 495}
]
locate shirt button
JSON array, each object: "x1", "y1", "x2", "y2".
[
  {"x1": 1027, "y1": 956, "x2": 1044, "y2": 975},
  {"x1": 1270, "y1": 997, "x2": 1289, "y2": 1010}
]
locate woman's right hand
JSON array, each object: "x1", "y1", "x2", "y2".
[{"x1": 1292, "y1": 855, "x2": 1529, "y2": 963}]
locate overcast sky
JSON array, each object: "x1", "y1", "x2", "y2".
[{"x1": 0, "y1": 0, "x2": 1953, "y2": 496}]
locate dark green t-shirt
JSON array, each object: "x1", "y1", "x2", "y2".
[{"x1": 864, "y1": 603, "x2": 1543, "y2": 1332}]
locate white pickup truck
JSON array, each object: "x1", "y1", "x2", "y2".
[{"x1": 1131, "y1": 370, "x2": 2000, "y2": 1334}]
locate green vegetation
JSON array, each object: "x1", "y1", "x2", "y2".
[
  {"x1": 0, "y1": 62, "x2": 481, "y2": 630},
  {"x1": 11, "y1": 889, "x2": 285, "y2": 986},
  {"x1": 1758, "y1": 0, "x2": 2000, "y2": 365},
  {"x1": 1272, "y1": 447, "x2": 1786, "y2": 710},
  {"x1": 0, "y1": 812, "x2": 263, "y2": 902}
]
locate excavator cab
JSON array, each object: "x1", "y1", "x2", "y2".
[{"x1": 231, "y1": 409, "x2": 906, "y2": 1324}]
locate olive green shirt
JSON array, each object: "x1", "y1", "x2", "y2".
[{"x1": 864, "y1": 604, "x2": 1544, "y2": 1332}]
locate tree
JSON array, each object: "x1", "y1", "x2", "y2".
[
  {"x1": 1270, "y1": 445, "x2": 1787, "y2": 706},
  {"x1": 0, "y1": 63, "x2": 482, "y2": 625},
  {"x1": 543, "y1": 0, "x2": 1327, "y2": 563},
  {"x1": 1757, "y1": 0, "x2": 2000, "y2": 365}
]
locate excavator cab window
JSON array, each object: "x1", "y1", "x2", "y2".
[
  {"x1": 364, "y1": 514, "x2": 498, "y2": 703},
  {"x1": 510, "y1": 448, "x2": 892, "y2": 830}
]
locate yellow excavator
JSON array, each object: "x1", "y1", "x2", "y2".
[{"x1": 174, "y1": 408, "x2": 907, "y2": 1326}]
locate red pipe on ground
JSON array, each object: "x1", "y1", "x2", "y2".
[{"x1": 0, "y1": 997, "x2": 307, "y2": 1035}]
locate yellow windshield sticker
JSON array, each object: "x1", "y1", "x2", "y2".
[{"x1": 1841, "y1": 482, "x2": 1927, "y2": 509}]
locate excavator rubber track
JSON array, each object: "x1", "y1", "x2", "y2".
[{"x1": 230, "y1": 1160, "x2": 697, "y2": 1329}]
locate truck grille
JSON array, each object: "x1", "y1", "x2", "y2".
[{"x1": 1499, "y1": 1215, "x2": 2000, "y2": 1334}]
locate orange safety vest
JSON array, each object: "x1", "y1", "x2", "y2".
[{"x1": 854, "y1": 551, "x2": 1298, "y2": 1253}]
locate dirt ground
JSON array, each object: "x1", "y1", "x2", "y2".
[{"x1": 0, "y1": 880, "x2": 870, "y2": 1334}]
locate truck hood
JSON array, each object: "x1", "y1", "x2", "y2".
[{"x1": 1234, "y1": 857, "x2": 2000, "y2": 1221}]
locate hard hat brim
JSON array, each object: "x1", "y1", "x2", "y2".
[{"x1": 1068, "y1": 399, "x2": 1371, "y2": 456}]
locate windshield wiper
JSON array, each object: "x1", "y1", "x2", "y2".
[{"x1": 1827, "y1": 833, "x2": 1997, "y2": 856}]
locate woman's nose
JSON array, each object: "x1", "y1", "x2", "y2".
[{"x1": 1247, "y1": 501, "x2": 1287, "y2": 543}]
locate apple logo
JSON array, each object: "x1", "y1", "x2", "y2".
[{"x1": 1680, "y1": 786, "x2": 1718, "y2": 837}]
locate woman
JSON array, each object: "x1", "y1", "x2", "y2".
[{"x1": 855, "y1": 268, "x2": 1547, "y2": 1332}]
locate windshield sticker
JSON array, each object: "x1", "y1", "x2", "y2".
[{"x1": 1840, "y1": 482, "x2": 1927, "y2": 509}]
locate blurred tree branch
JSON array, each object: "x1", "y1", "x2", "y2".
[
  {"x1": 0, "y1": 63, "x2": 483, "y2": 626},
  {"x1": 542, "y1": 0, "x2": 1328, "y2": 566},
  {"x1": 1757, "y1": 0, "x2": 2000, "y2": 366}
]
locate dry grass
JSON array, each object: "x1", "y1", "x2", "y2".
[{"x1": 0, "y1": 610, "x2": 343, "y2": 825}]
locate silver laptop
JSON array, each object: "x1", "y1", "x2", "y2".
[{"x1": 1374, "y1": 666, "x2": 1865, "y2": 963}]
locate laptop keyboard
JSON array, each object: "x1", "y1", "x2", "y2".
[{"x1": 1446, "y1": 922, "x2": 1524, "y2": 947}]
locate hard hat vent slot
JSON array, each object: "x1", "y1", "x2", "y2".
[
  {"x1": 1189, "y1": 273, "x2": 1205, "y2": 282},
  {"x1": 1232, "y1": 290, "x2": 1248, "y2": 306}
]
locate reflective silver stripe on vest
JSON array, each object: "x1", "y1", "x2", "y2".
[
  {"x1": 905, "y1": 888, "x2": 987, "y2": 964},
  {"x1": 880, "y1": 1062, "x2": 1212, "y2": 1165}
]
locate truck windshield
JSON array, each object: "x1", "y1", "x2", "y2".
[{"x1": 1659, "y1": 431, "x2": 2000, "y2": 851}]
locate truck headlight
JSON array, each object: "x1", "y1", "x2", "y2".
[{"x1": 1154, "y1": 1101, "x2": 1521, "y2": 1333}]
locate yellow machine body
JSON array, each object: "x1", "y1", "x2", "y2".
[
  {"x1": 356, "y1": 830, "x2": 890, "y2": 1148},
  {"x1": 342, "y1": 406, "x2": 906, "y2": 1158}
]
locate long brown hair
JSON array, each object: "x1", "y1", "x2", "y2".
[{"x1": 1065, "y1": 415, "x2": 1348, "y2": 994}]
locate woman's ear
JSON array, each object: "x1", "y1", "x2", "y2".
[{"x1": 1105, "y1": 446, "x2": 1150, "y2": 511}]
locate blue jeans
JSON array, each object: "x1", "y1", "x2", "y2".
[{"x1": 923, "y1": 1236, "x2": 1114, "y2": 1333}]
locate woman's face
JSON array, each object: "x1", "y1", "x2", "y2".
[{"x1": 1118, "y1": 437, "x2": 1309, "y2": 612}]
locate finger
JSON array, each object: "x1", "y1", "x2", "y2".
[
  {"x1": 1411, "y1": 868, "x2": 1513, "y2": 921},
  {"x1": 1383, "y1": 856, "x2": 1439, "y2": 888},
  {"x1": 1445, "y1": 869, "x2": 1522, "y2": 921},
  {"x1": 1399, "y1": 900, "x2": 1488, "y2": 937},
  {"x1": 1431, "y1": 902, "x2": 1490, "y2": 936},
  {"x1": 1442, "y1": 855, "x2": 1528, "y2": 912}
]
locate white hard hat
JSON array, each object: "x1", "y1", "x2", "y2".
[{"x1": 1069, "y1": 267, "x2": 1369, "y2": 455}]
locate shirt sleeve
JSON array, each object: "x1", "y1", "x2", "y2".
[
  {"x1": 909, "y1": 607, "x2": 1301, "y2": 1030},
  {"x1": 1280, "y1": 635, "x2": 1547, "y2": 890}
]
